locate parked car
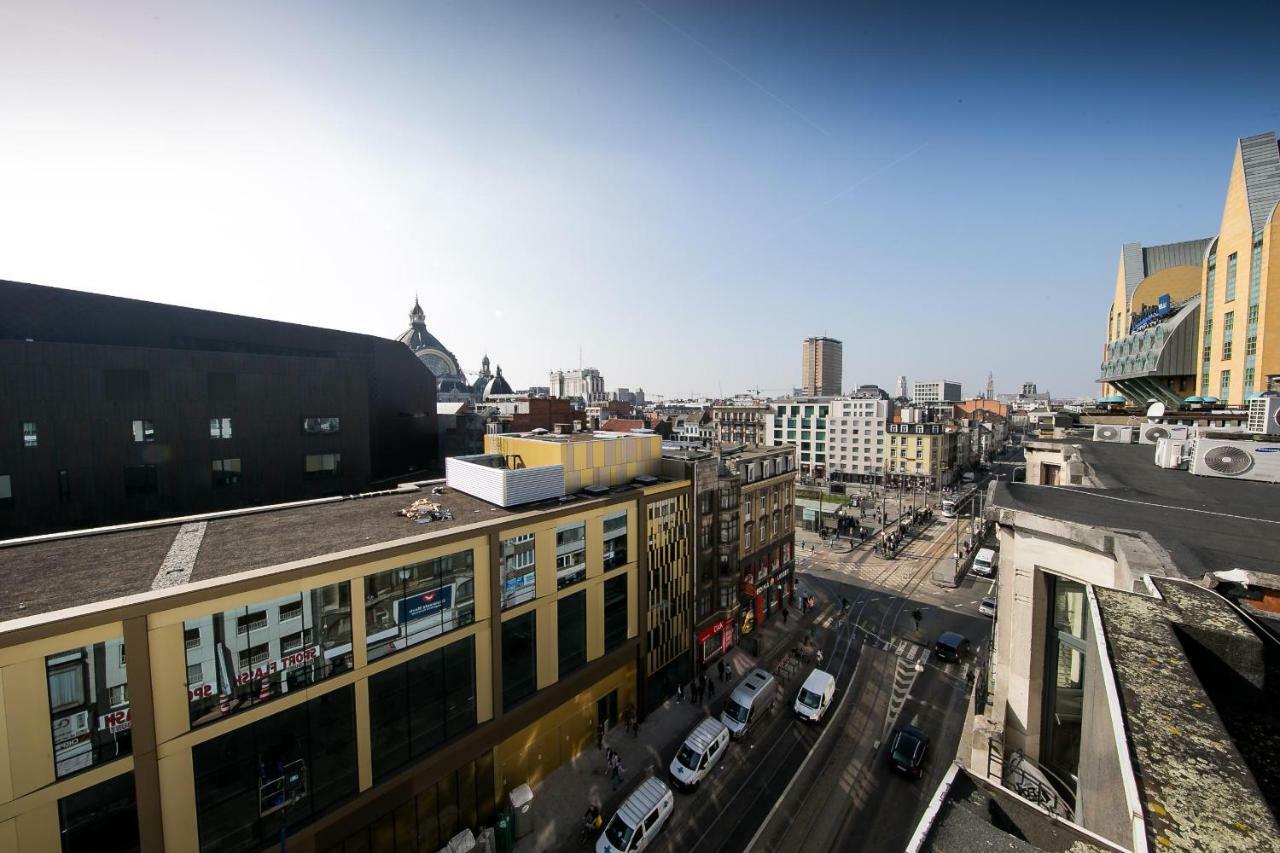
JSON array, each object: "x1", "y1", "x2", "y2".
[
  {"x1": 668, "y1": 717, "x2": 730, "y2": 790},
  {"x1": 888, "y1": 724, "x2": 929, "y2": 778},
  {"x1": 933, "y1": 632, "x2": 971, "y2": 663},
  {"x1": 721, "y1": 668, "x2": 777, "y2": 739},
  {"x1": 979, "y1": 596, "x2": 997, "y2": 618},
  {"x1": 597, "y1": 777, "x2": 674, "y2": 853},
  {"x1": 972, "y1": 547, "x2": 998, "y2": 578},
  {"x1": 793, "y1": 668, "x2": 836, "y2": 723}
]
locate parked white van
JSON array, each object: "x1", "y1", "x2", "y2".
[
  {"x1": 972, "y1": 547, "x2": 998, "y2": 578},
  {"x1": 794, "y1": 669, "x2": 836, "y2": 723},
  {"x1": 597, "y1": 777, "x2": 674, "y2": 853},
  {"x1": 668, "y1": 716, "x2": 730, "y2": 790},
  {"x1": 721, "y1": 668, "x2": 777, "y2": 739}
]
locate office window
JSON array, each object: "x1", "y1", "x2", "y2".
[
  {"x1": 209, "y1": 417, "x2": 233, "y2": 439},
  {"x1": 123, "y1": 465, "x2": 157, "y2": 495},
  {"x1": 130, "y1": 420, "x2": 155, "y2": 443},
  {"x1": 1224, "y1": 252, "x2": 1238, "y2": 301},
  {"x1": 0, "y1": 474, "x2": 11, "y2": 504},
  {"x1": 1222, "y1": 340, "x2": 1233, "y2": 360},
  {"x1": 185, "y1": 583, "x2": 352, "y2": 728},
  {"x1": 211, "y1": 458, "x2": 242, "y2": 487},
  {"x1": 22, "y1": 421, "x2": 37, "y2": 448},
  {"x1": 58, "y1": 469, "x2": 71, "y2": 504},
  {"x1": 192, "y1": 686, "x2": 356, "y2": 853},
  {"x1": 46, "y1": 639, "x2": 131, "y2": 779},
  {"x1": 602, "y1": 573, "x2": 629, "y2": 654},
  {"x1": 302, "y1": 417, "x2": 341, "y2": 434},
  {"x1": 304, "y1": 453, "x2": 341, "y2": 479},
  {"x1": 58, "y1": 772, "x2": 140, "y2": 853},
  {"x1": 502, "y1": 612, "x2": 537, "y2": 710},
  {"x1": 368, "y1": 636, "x2": 476, "y2": 782},
  {"x1": 603, "y1": 511, "x2": 628, "y2": 571},
  {"x1": 365, "y1": 551, "x2": 475, "y2": 663},
  {"x1": 1220, "y1": 370, "x2": 1231, "y2": 401},
  {"x1": 1245, "y1": 368, "x2": 1256, "y2": 391},
  {"x1": 1247, "y1": 336, "x2": 1257, "y2": 357},
  {"x1": 555, "y1": 521, "x2": 587, "y2": 589},
  {"x1": 558, "y1": 591, "x2": 587, "y2": 678},
  {"x1": 499, "y1": 533, "x2": 537, "y2": 609}
]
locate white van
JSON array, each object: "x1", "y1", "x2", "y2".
[
  {"x1": 972, "y1": 547, "x2": 998, "y2": 578},
  {"x1": 597, "y1": 777, "x2": 674, "y2": 853},
  {"x1": 721, "y1": 668, "x2": 777, "y2": 739},
  {"x1": 794, "y1": 669, "x2": 836, "y2": 723},
  {"x1": 668, "y1": 716, "x2": 730, "y2": 790}
]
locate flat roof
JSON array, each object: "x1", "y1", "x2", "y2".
[
  {"x1": 0, "y1": 485, "x2": 536, "y2": 622},
  {"x1": 992, "y1": 440, "x2": 1280, "y2": 576}
]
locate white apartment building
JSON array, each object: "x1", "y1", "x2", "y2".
[
  {"x1": 826, "y1": 397, "x2": 891, "y2": 481},
  {"x1": 912, "y1": 380, "x2": 962, "y2": 403}
]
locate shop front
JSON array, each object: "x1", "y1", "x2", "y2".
[
  {"x1": 696, "y1": 617, "x2": 736, "y2": 666},
  {"x1": 738, "y1": 579, "x2": 758, "y2": 637}
]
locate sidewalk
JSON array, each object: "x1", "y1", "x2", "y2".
[{"x1": 514, "y1": 599, "x2": 827, "y2": 852}]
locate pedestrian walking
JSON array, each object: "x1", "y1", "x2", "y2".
[
  {"x1": 707, "y1": 677, "x2": 716, "y2": 698},
  {"x1": 676, "y1": 682, "x2": 684, "y2": 703},
  {"x1": 611, "y1": 761, "x2": 624, "y2": 790},
  {"x1": 782, "y1": 607, "x2": 789, "y2": 625},
  {"x1": 718, "y1": 660, "x2": 727, "y2": 682}
]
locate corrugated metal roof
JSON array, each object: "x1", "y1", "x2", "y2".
[
  {"x1": 682, "y1": 716, "x2": 727, "y2": 754},
  {"x1": 617, "y1": 777, "x2": 670, "y2": 827},
  {"x1": 1142, "y1": 238, "x2": 1213, "y2": 277},
  {"x1": 1240, "y1": 131, "x2": 1280, "y2": 232}
]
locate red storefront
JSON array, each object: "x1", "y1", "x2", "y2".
[{"x1": 696, "y1": 617, "x2": 736, "y2": 665}]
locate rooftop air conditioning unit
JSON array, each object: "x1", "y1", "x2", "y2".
[
  {"x1": 1092, "y1": 425, "x2": 1133, "y2": 444},
  {"x1": 1139, "y1": 424, "x2": 1189, "y2": 445},
  {"x1": 1190, "y1": 438, "x2": 1280, "y2": 483},
  {"x1": 1153, "y1": 438, "x2": 1188, "y2": 469},
  {"x1": 1247, "y1": 396, "x2": 1280, "y2": 435}
]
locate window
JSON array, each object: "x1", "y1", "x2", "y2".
[
  {"x1": 304, "y1": 453, "x2": 341, "y2": 479},
  {"x1": 58, "y1": 772, "x2": 140, "y2": 853},
  {"x1": 193, "y1": 687, "x2": 356, "y2": 853},
  {"x1": 558, "y1": 591, "x2": 587, "y2": 678},
  {"x1": 364, "y1": 551, "x2": 475, "y2": 663},
  {"x1": 555, "y1": 521, "x2": 587, "y2": 589},
  {"x1": 1223, "y1": 340, "x2": 1233, "y2": 360},
  {"x1": 0, "y1": 474, "x2": 11, "y2": 503},
  {"x1": 58, "y1": 469, "x2": 71, "y2": 503},
  {"x1": 211, "y1": 458, "x2": 242, "y2": 487},
  {"x1": 1245, "y1": 368, "x2": 1256, "y2": 391},
  {"x1": 603, "y1": 511, "x2": 628, "y2": 570},
  {"x1": 130, "y1": 420, "x2": 155, "y2": 443},
  {"x1": 302, "y1": 417, "x2": 341, "y2": 434},
  {"x1": 1042, "y1": 576, "x2": 1088, "y2": 790},
  {"x1": 1220, "y1": 370, "x2": 1231, "y2": 401},
  {"x1": 499, "y1": 533, "x2": 537, "y2": 609},
  {"x1": 185, "y1": 583, "x2": 352, "y2": 727},
  {"x1": 368, "y1": 637, "x2": 476, "y2": 782},
  {"x1": 1247, "y1": 336, "x2": 1258, "y2": 356},
  {"x1": 502, "y1": 612, "x2": 537, "y2": 710},
  {"x1": 603, "y1": 577, "x2": 626, "y2": 653},
  {"x1": 1224, "y1": 252, "x2": 1238, "y2": 301},
  {"x1": 123, "y1": 465, "x2": 157, "y2": 495},
  {"x1": 46, "y1": 639, "x2": 131, "y2": 779},
  {"x1": 22, "y1": 421, "x2": 37, "y2": 448},
  {"x1": 1248, "y1": 304, "x2": 1259, "y2": 326},
  {"x1": 209, "y1": 417, "x2": 233, "y2": 439}
]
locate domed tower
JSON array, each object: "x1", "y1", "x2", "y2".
[{"x1": 396, "y1": 296, "x2": 469, "y2": 396}]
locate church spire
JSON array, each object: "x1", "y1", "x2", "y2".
[{"x1": 409, "y1": 294, "x2": 425, "y2": 325}]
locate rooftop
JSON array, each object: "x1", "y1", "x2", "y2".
[{"x1": 992, "y1": 439, "x2": 1280, "y2": 576}]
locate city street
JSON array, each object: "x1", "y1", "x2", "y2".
[{"x1": 644, "y1": 520, "x2": 994, "y2": 853}]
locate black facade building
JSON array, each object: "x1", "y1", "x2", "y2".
[{"x1": 0, "y1": 280, "x2": 437, "y2": 537}]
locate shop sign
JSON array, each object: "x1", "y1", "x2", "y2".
[
  {"x1": 234, "y1": 646, "x2": 320, "y2": 686},
  {"x1": 98, "y1": 707, "x2": 132, "y2": 733},
  {"x1": 52, "y1": 710, "x2": 90, "y2": 745},
  {"x1": 396, "y1": 586, "x2": 453, "y2": 623}
]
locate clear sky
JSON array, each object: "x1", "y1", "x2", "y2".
[{"x1": 2, "y1": 1, "x2": 1278, "y2": 399}]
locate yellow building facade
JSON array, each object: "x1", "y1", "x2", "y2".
[
  {"x1": 1196, "y1": 132, "x2": 1280, "y2": 403},
  {"x1": 0, "y1": 476, "x2": 668, "y2": 853}
]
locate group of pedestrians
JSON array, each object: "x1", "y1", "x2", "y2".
[
  {"x1": 605, "y1": 746, "x2": 625, "y2": 790},
  {"x1": 678, "y1": 671, "x2": 720, "y2": 705}
]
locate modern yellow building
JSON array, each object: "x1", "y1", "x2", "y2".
[
  {"x1": 0, "y1": 435, "x2": 690, "y2": 853},
  {"x1": 1196, "y1": 132, "x2": 1280, "y2": 404}
]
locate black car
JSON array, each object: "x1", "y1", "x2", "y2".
[
  {"x1": 933, "y1": 631, "x2": 971, "y2": 663},
  {"x1": 888, "y1": 725, "x2": 929, "y2": 778}
]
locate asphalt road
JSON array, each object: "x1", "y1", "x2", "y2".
[{"x1": 648, "y1": 521, "x2": 993, "y2": 853}]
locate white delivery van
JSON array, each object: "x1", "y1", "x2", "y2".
[
  {"x1": 668, "y1": 716, "x2": 730, "y2": 790},
  {"x1": 794, "y1": 669, "x2": 836, "y2": 723},
  {"x1": 972, "y1": 547, "x2": 998, "y2": 578},
  {"x1": 720, "y1": 668, "x2": 777, "y2": 739},
  {"x1": 597, "y1": 777, "x2": 674, "y2": 853}
]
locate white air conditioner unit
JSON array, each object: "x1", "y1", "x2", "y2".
[
  {"x1": 1092, "y1": 425, "x2": 1133, "y2": 444},
  {"x1": 1190, "y1": 438, "x2": 1280, "y2": 483},
  {"x1": 1153, "y1": 438, "x2": 1188, "y2": 469},
  {"x1": 1247, "y1": 396, "x2": 1280, "y2": 435},
  {"x1": 1139, "y1": 424, "x2": 1189, "y2": 445}
]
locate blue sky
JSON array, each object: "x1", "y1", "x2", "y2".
[{"x1": 2, "y1": 1, "x2": 1278, "y2": 398}]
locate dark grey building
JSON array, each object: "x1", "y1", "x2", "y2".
[{"x1": 0, "y1": 280, "x2": 437, "y2": 537}]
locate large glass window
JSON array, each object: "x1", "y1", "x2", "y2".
[
  {"x1": 603, "y1": 511, "x2": 628, "y2": 570},
  {"x1": 500, "y1": 533, "x2": 536, "y2": 609},
  {"x1": 604, "y1": 575, "x2": 628, "y2": 653},
  {"x1": 130, "y1": 419, "x2": 155, "y2": 443},
  {"x1": 555, "y1": 521, "x2": 586, "y2": 589},
  {"x1": 302, "y1": 417, "x2": 341, "y2": 434},
  {"x1": 185, "y1": 582, "x2": 352, "y2": 728},
  {"x1": 304, "y1": 453, "x2": 342, "y2": 479},
  {"x1": 1041, "y1": 575, "x2": 1087, "y2": 803},
  {"x1": 502, "y1": 612, "x2": 537, "y2": 710},
  {"x1": 365, "y1": 551, "x2": 475, "y2": 663},
  {"x1": 193, "y1": 686, "x2": 357, "y2": 853},
  {"x1": 1225, "y1": 252, "x2": 1238, "y2": 301},
  {"x1": 58, "y1": 772, "x2": 139, "y2": 853},
  {"x1": 22, "y1": 421, "x2": 37, "y2": 448},
  {"x1": 368, "y1": 636, "x2": 476, "y2": 782},
  {"x1": 46, "y1": 639, "x2": 131, "y2": 779},
  {"x1": 209, "y1": 417, "x2": 233, "y2": 439},
  {"x1": 558, "y1": 591, "x2": 587, "y2": 677},
  {"x1": 212, "y1": 458, "x2": 242, "y2": 487}
]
